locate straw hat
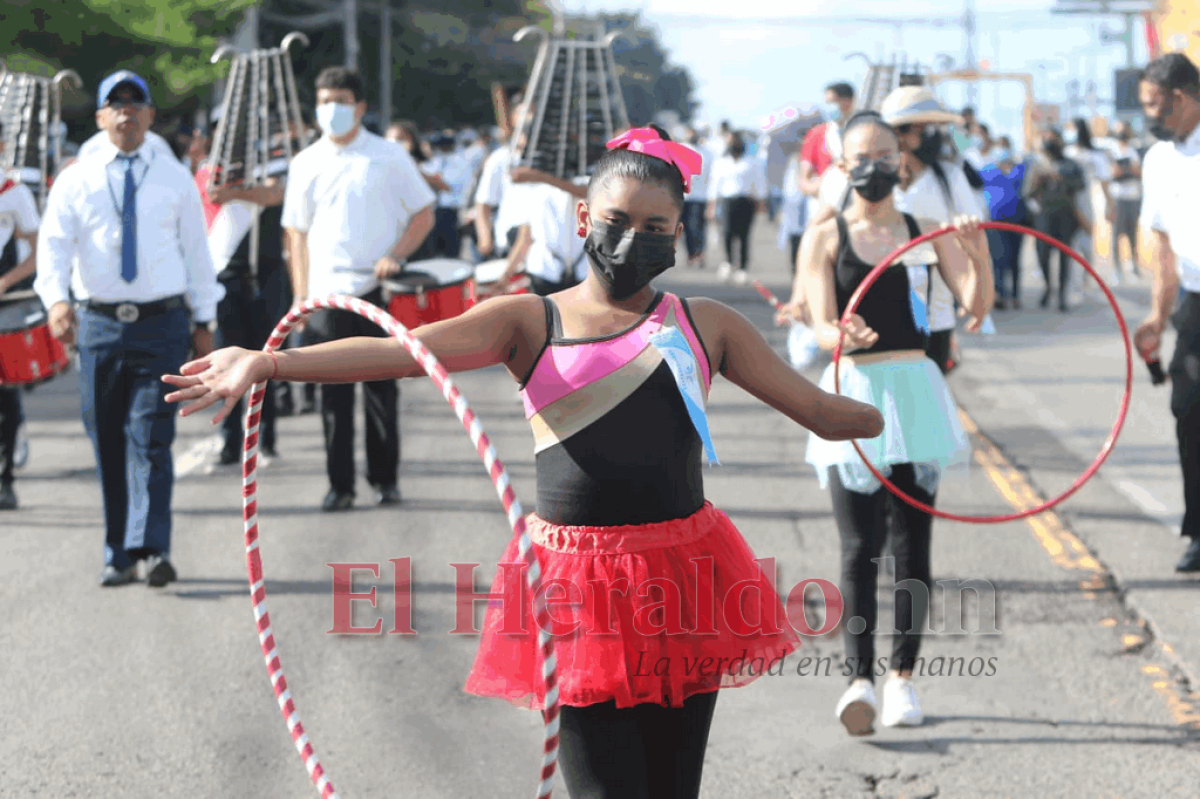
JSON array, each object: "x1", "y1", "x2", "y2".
[{"x1": 879, "y1": 86, "x2": 963, "y2": 127}]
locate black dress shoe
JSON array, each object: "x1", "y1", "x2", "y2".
[
  {"x1": 1176, "y1": 538, "x2": 1200, "y2": 573},
  {"x1": 377, "y1": 485, "x2": 402, "y2": 506},
  {"x1": 994, "y1": 299, "x2": 1008, "y2": 311},
  {"x1": 261, "y1": 445, "x2": 279, "y2": 459},
  {"x1": 100, "y1": 564, "x2": 138, "y2": 587},
  {"x1": 217, "y1": 448, "x2": 240, "y2": 466},
  {"x1": 1040, "y1": 290, "x2": 1052, "y2": 309},
  {"x1": 146, "y1": 555, "x2": 178, "y2": 587},
  {"x1": 0, "y1": 481, "x2": 16, "y2": 511},
  {"x1": 322, "y1": 489, "x2": 354, "y2": 512}
]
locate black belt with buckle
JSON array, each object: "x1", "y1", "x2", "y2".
[{"x1": 84, "y1": 295, "x2": 187, "y2": 323}]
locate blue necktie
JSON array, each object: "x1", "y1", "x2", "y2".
[{"x1": 118, "y1": 154, "x2": 137, "y2": 282}]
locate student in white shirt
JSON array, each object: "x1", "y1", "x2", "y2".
[
  {"x1": 35, "y1": 70, "x2": 223, "y2": 587},
  {"x1": 282, "y1": 67, "x2": 435, "y2": 512},
  {"x1": 0, "y1": 123, "x2": 41, "y2": 512},
  {"x1": 1106, "y1": 120, "x2": 1144, "y2": 280},
  {"x1": 1064, "y1": 117, "x2": 1114, "y2": 281},
  {"x1": 499, "y1": 171, "x2": 588, "y2": 296},
  {"x1": 681, "y1": 126, "x2": 713, "y2": 268},
  {"x1": 423, "y1": 132, "x2": 473, "y2": 259},
  {"x1": 1132, "y1": 53, "x2": 1200, "y2": 573},
  {"x1": 707, "y1": 133, "x2": 767, "y2": 284},
  {"x1": 472, "y1": 88, "x2": 526, "y2": 260}
]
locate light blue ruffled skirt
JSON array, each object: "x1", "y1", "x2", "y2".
[{"x1": 805, "y1": 354, "x2": 972, "y2": 494}]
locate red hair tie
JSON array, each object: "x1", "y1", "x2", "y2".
[{"x1": 606, "y1": 128, "x2": 704, "y2": 193}]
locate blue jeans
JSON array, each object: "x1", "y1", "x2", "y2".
[
  {"x1": 682, "y1": 200, "x2": 707, "y2": 260},
  {"x1": 78, "y1": 305, "x2": 191, "y2": 569}
]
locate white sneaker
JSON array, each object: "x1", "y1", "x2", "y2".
[
  {"x1": 880, "y1": 676, "x2": 924, "y2": 727},
  {"x1": 733, "y1": 269, "x2": 749, "y2": 285},
  {"x1": 13, "y1": 423, "x2": 28, "y2": 470},
  {"x1": 835, "y1": 679, "x2": 877, "y2": 736},
  {"x1": 717, "y1": 262, "x2": 733, "y2": 282}
]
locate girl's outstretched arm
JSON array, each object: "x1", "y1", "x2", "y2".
[
  {"x1": 163, "y1": 293, "x2": 543, "y2": 423},
  {"x1": 687, "y1": 298, "x2": 884, "y2": 442}
]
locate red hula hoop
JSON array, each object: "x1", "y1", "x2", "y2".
[{"x1": 832, "y1": 221, "x2": 1134, "y2": 524}]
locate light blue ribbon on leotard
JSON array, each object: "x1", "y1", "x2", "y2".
[{"x1": 648, "y1": 325, "x2": 720, "y2": 465}]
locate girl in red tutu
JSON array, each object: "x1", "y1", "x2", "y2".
[{"x1": 164, "y1": 125, "x2": 883, "y2": 798}]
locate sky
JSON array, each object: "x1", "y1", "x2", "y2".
[{"x1": 555, "y1": 0, "x2": 1154, "y2": 148}]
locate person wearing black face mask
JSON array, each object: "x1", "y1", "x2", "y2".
[{"x1": 1133, "y1": 52, "x2": 1200, "y2": 573}]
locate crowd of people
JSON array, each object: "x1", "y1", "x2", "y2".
[{"x1": 1, "y1": 41, "x2": 1199, "y2": 799}]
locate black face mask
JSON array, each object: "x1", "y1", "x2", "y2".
[
  {"x1": 585, "y1": 221, "x2": 676, "y2": 300},
  {"x1": 848, "y1": 160, "x2": 901, "y2": 203},
  {"x1": 1146, "y1": 94, "x2": 1176, "y2": 142},
  {"x1": 913, "y1": 128, "x2": 943, "y2": 165}
]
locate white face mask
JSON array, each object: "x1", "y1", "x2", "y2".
[{"x1": 317, "y1": 102, "x2": 357, "y2": 137}]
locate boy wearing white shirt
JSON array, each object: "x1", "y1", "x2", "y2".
[{"x1": 281, "y1": 67, "x2": 435, "y2": 512}]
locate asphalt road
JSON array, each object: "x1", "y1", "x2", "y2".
[{"x1": 4, "y1": 215, "x2": 1199, "y2": 798}]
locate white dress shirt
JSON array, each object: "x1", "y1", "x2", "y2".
[
  {"x1": 423, "y1": 152, "x2": 474, "y2": 209},
  {"x1": 78, "y1": 129, "x2": 177, "y2": 162},
  {"x1": 0, "y1": 181, "x2": 40, "y2": 247},
  {"x1": 1140, "y1": 123, "x2": 1200, "y2": 292},
  {"x1": 1106, "y1": 142, "x2": 1142, "y2": 201},
  {"x1": 896, "y1": 162, "x2": 986, "y2": 332},
  {"x1": 518, "y1": 181, "x2": 588, "y2": 284},
  {"x1": 35, "y1": 137, "x2": 223, "y2": 322},
  {"x1": 686, "y1": 142, "x2": 714, "y2": 201},
  {"x1": 710, "y1": 155, "x2": 768, "y2": 201},
  {"x1": 473, "y1": 146, "x2": 534, "y2": 245},
  {"x1": 281, "y1": 129, "x2": 436, "y2": 300}
]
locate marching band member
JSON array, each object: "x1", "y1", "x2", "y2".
[
  {"x1": 35, "y1": 70, "x2": 223, "y2": 587},
  {"x1": 0, "y1": 121, "x2": 42, "y2": 511},
  {"x1": 282, "y1": 67, "x2": 435, "y2": 511}
]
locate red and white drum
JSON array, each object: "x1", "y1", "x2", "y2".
[
  {"x1": 0, "y1": 292, "x2": 69, "y2": 385},
  {"x1": 469, "y1": 259, "x2": 530, "y2": 307},
  {"x1": 383, "y1": 259, "x2": 475, "y2": 330}
]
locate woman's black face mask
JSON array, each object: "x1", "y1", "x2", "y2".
[
  {"x1": 848, "y1": 160, "x2": 901, "y2": 203},
  {"x1": 585, "y1": 221, "x2": 676, "y2": 300}
]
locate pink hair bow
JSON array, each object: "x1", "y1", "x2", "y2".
[{"x1": 606, "y1": 128, "x2": 704, "y2": 193}]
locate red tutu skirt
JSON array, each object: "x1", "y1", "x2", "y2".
[{"x1": 464, "y1": 502, "x2": 801, "y2": 710}]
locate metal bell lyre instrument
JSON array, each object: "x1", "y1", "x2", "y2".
[
  {"x1": 208, "y1": 32, "x2": 311, "y2": 277},
  {"x1": 0, "y1": 62, "x2": 82, "y2": 210},
  {"x1": 846, "y1": 52, "x2": 923, "y2": 113},
  {"x1": 509, "y1": 25, "x2": 631, "y2": 180}
]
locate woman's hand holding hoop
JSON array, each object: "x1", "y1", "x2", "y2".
[
  {"x1": 949, "y1": 214, "x2": 992, "y2": 333},
  {"x1": 162, "y1": 347, "x2": 272, "y2": 423},
  {"x1": 838, "y1": 314, "x2": 878, "y2": 352}
]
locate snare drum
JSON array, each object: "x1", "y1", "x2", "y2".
[
  {"x1": 383, "y1": 259, "x2": 475, "y2": 330},
  {"x1": 470, "y1": 259, "x2": 530, "y2": 307},
  {"x1": 0, "y1": 293, "x2": 69, "y2": 385}
]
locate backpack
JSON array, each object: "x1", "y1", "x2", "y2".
[{"x1": 1037, "y1": 156, "x2": 1085, "y2": 214}]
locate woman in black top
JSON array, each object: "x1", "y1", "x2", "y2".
[{"x1": 784, "y1": 112, "x2": 992, "y2": 737}]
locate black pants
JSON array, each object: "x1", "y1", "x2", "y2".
[
  {"x1": 722, "y1": 196, "x2": 756, "y2": 271},
  {"x1": 432, "y1": 207, "x2": 462, "y2": 259},
  {"x1": 1169, "y1": 292, "x2": 1200, "y2": 540},
  {"x1": 1112, "y1": 198, "x2": 1141, "y2": 267},
  {"x1": 789, "y1": 233, "x2": 804, "y2": 278},
  {"x1": 302, "y1": 287, "x2": 399, "y2": 494},
  {"x1": 829, "y1": 464, "x2": 936, "y2": 681},
  {"x1": 215, "y1": 267, "x2": 290, "y2": 455},
  {"x1": 1035, "y1": 209, "x2": 1080, "y2": 306},
  {"x1": 682, "y1": 200, "x2": 707, "y2": 260},
  {"x1": 925, "y1": 329, "x2": 954, "y2": 375},
  {"x1": 558, "y1": 691, "x2": 719, "y2": 799},
  {"x1": 0, "y1": 386, "x2": 19, "y2": 484}
]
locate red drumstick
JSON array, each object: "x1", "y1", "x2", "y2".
[{"x1": 751, "y1": 279, "x2": 785, "y2": 312}]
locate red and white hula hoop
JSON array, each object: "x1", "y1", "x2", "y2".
[
  {"x1": 833, "y1": 221, "x2": 1134, "y2": 524},
  {"x1": 239, "y1": 295, "x2": 560, "y2": 798}
]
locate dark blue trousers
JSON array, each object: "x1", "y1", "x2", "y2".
[
  {"x1": 78, "y1": 305, "x2": 191, "y2": 569},
  {"x1": 682, "y1": 200, "x2": 707, "y2": 260}
]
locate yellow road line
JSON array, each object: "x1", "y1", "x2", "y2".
[{"x1": 959, "y1": 408, "x2": 1200, "y2": 731}]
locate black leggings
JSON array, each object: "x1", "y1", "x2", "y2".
[
  {"x1": 1035, "y1": 209, "x2": 1080, "y2": 305},
  {"x1": 722, "y1": 196, "x2": 756, "y2": 271},
  {"x1": 829, "y1": 463, "x2": 935, "y2": 682},
  {"x1": 557, "y1": 691, "x2": 719, "y2": 799}
]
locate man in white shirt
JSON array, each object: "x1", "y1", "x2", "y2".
[
  {"x1": 681, "y1": 127, "x2": 713, "y2": 268},
  {"x1": 36, "y1": 70, "x2": 223, "y2": 587},
  {"x1": 500, "y1": 172, "x2": 588, "y2": 295},
  {"x1": 282, "y1": 67, "x2": 435, "y2": 512},
  {"x1": 0, "y1": 121, "x2": 41, "y2": 512},
  {"x1": 1132, "y1": 53, "x2": 1200, "y2": 573}
]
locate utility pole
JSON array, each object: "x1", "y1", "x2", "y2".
[
  {"x1": 345, "y1": 0, "x2": 360, "y2": 70},
  {"x1": 381, "y1": 2, "x2": 392, "y2": 130}
]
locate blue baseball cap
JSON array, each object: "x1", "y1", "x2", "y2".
[{"x1": 97, "y1": 70, "x2": 152, "y2": 108}]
